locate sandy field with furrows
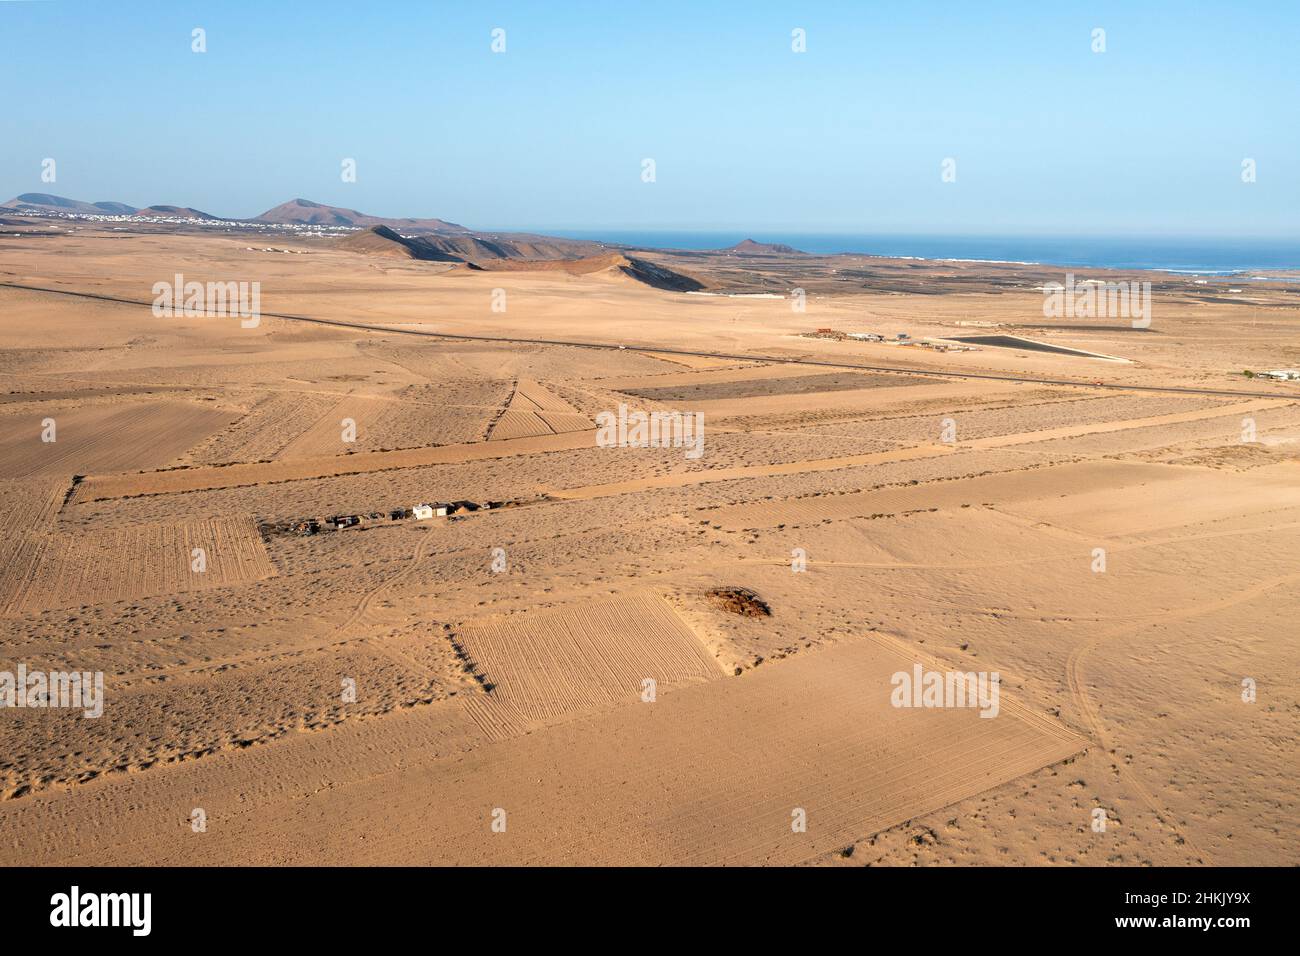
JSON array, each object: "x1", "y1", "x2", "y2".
[{"x1": 0, "y1": 227, "x2": 1296, "y2": 865}]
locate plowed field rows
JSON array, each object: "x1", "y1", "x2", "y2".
[
  {"x1": 2, "y1": 515, "x2": 276, "y2": 614},
  {"x1": 457, "y1": 593, "x2": 722, "y2": 730},
  {"x1": 0, "y1": 400, "x2": 235, "y2": 479}
]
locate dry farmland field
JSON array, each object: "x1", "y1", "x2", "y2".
[
  {"x1": 1, "y1": 515, "x2": 275, "y2": 616},
  {"x1": 0, "y1": 225, "x2": 1298, "y2": 868}
]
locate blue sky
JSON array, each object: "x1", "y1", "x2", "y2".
[{"x1": 2, "y1": 0, "x2": 1296, "y2": 235}]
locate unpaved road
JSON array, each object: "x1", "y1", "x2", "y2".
[{"x1": 4, "y1": 281, "x2": 1297, "y2": 401}]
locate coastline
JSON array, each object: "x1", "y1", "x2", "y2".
[{"x1": 539, "y1": 229, "x2": 1300, "y2": 276}]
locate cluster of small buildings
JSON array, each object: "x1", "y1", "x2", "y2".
[
  {"x1": 803, "y1": 328, "x2": 977, "y2": 352},
  {"x1": 1255, "y1": 369, "x2": 1300, "y2": 382},
  {"x1": 9, "y1": 208, "x2": 355, "y2": 238},
  {"x1": 274, "y1": 500, "x2": 503, "y2": 537},
  {"x1": 913, "y1": 340, "x2": 979, "y2": 353},
  {"x1": 806, "y1": 327, "x2": 901, "y2": 342}
]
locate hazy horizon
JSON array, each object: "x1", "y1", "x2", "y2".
[
  {"x1": 10, "y1": 187, "x2": 1300, "y2": 242},
  {"x1": 9, "y1": 190, "x2": 1300, "y2": 270}
]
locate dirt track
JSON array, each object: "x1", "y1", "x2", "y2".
[{"x1": 4, "y1": 281, "x2": 1296, "y2": 401}]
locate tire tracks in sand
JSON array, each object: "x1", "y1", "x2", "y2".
[
  {"x1": 1064, "y1": 569, "x2": 1300, "y2": 863},
  {"x1": 337, "y1": 529, "x2": 441, "y2": 677}
]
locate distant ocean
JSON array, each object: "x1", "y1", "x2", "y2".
[{"x1": 543, "y1": 231, "x2": 1300, "y2": 275}]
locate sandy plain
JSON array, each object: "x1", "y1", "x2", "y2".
[{"x1": 0, "y1": 224, "x2": 1296, "y2": 866}]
